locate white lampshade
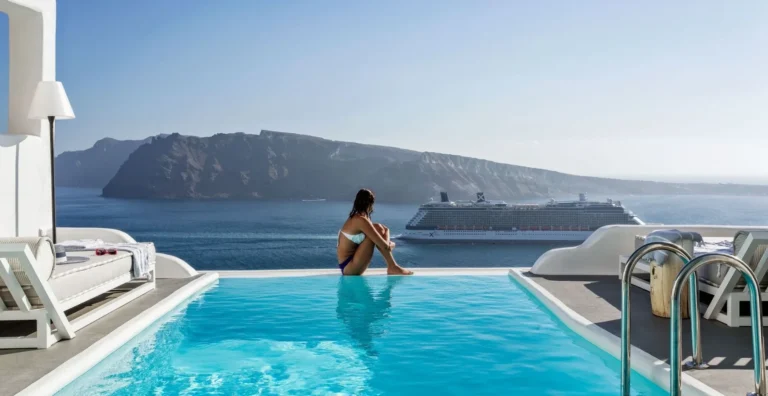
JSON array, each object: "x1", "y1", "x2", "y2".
[{"x1": 28, "y1": 81, "x2": 75, "y2": 120}]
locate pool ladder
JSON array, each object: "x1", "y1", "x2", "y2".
[{"x1": 620, "y1": 242, "x2": 767, "y2": 396}]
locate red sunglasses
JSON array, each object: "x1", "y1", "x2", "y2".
[{"x1": 95, "y1": 248, "x2": 117, "y2": 256}]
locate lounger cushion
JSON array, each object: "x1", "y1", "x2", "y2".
[
  {"x1": 1, "y1": 248, "x2": 133, "y2": 308},
  {"x1": 734, "y1": 231, "x2": 768, "y2": 270},
  {"x1": 731, "y1": 231, "x2": 768, "y2": 287},
  {"x1": 696, "y1": 232, "x2": 768, "y2": 287},
  {"x1": 50, "y1": 250, "x2": 133, "y2": 306}
]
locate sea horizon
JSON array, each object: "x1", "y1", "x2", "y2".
[{"x1": 58, "y1": 187, "x2": 768, "y2": 271}]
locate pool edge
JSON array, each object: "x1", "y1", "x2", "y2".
[
  {"x1": 210, "y1": 267, "x2": 511, "y2": 278},
  {"x1": 507, "y1": 268, "x2": 722, "y2": 396},
  {"x1": 17, "y1": 272, "x2": 220, "y2": 396}
]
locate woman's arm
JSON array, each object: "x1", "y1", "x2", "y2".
[{"x1": 357, "y1": 217, "x2": 392, "y2": 252}]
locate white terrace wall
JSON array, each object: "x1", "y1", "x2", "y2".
[
  {"x1": 0, "y1": 0, "x2": 56, "y2": 238},
  {"x1": 530, "y1": 224, "x2": 768, "y2": 276}
]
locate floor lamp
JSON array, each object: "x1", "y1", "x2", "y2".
[{"x1": 28, "y1": 81, "x2": 75, "y2": 243}]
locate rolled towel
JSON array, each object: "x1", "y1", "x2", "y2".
[
  {"x1": 644, "y1": 229, "x2": 703, "y2": 265},
  {"x1": 54, "y1": 245, "x2": 67, "y2": 264}
]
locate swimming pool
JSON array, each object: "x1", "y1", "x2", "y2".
[{"x1": 58, "y1": 276, "x2": 664, "y2": 395}]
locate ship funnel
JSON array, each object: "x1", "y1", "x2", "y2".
[
  {"x1": 476, "y1": 192, "x2": 485, "y2": 202},
  {"x1": 440, "y1": 192, "x2": 449, "y2": 202},
  {"x1": 579, "y1": 193, "x2": 587, "y2": 202}
]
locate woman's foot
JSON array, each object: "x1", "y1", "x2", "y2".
[{"x1": 387, "y1": 264, "x2": 413, "y2": 275}]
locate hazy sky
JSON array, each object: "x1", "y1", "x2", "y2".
[{"x1": 1, "y1": 1, "x2": 767, "y2": 182}]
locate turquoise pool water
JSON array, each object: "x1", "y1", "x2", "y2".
[{"x1": 58, "y1": 276, "x2": 664, "y2": 395}]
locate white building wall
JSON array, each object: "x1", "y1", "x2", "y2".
[{"x1": 0, "y1": 0, "x2": 56, "y2": 237}]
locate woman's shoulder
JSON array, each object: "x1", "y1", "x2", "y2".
[{"x1": 348, "y1": 214, "x2": 370, "y2": 225}]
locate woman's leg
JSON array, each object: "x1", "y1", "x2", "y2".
[
  {"x1": 375, "y1": 224, "x2": 391, "y2": 241},
  {"x1": 373, "y1": 223, "x2": 413, "y2": 275},
  {"x1": 342, "y1": 238, "x2": 375, "y2": 276}
]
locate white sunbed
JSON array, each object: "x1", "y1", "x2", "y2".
[{"x1": 0, "y1": 237, "x2": 155, "y2": 349}]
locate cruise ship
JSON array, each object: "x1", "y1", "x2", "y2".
[{"x1": 401, "y1": 192, "x2": 644, "y2": 242}]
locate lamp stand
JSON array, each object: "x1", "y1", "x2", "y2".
[{"x1": 48, "y1": 115, "x2": 57, "y2": 244}]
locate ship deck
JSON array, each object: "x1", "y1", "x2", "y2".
[{"x1": 519, "y1": 272, "x2": 761, "y2": 396}]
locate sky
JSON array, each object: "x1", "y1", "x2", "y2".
[{"x1": 1, "y1": 1, "x2": 767, "y2": 183}]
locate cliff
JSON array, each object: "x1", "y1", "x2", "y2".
[
  {"x1": 55, "y1": 136, "x2": 162, "y2": 188},
  {"x1": 100, "y1": 130, "x2": 768, "y2": 202},
  {"x1": 102, "y1": 131, "x2": 420, "y2": 200}
]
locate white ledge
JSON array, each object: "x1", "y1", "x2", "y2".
[
  {"x1": 209, "y1": 267, "x2": 510, "y2": 278},
  {"x1": 531, "y1": 224, "x2": 768, "y2": 276}
]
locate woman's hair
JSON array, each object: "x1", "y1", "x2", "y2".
[{"x1": 349, "y1": 189, "x2": 375, "y2": 218}]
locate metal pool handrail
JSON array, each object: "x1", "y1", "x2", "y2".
[
  {"x1": 620, "y1": 242, "x2": 704, "y2": 396},
  {"x1": 670, "y1": 254, "x2": 766, "y2": 396}
]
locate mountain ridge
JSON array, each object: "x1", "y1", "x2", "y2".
[{"x1": 92, "y1": 130, "x2": 768, "y2": 202}]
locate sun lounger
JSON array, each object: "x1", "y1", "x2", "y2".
[
  {"x1": 0, "y1": 237, "x2": 155, "y2": 349},
  {"x1": 700, "y1": 231, "x2": 768, "y2": 326}
]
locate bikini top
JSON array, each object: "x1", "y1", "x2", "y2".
[{"x1": 339, "y1": 230, "x2": 365, "y2": 245}]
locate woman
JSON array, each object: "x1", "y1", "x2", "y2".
[{"x1": 337, "y1": 189, "x2": 413, "y2": 276}]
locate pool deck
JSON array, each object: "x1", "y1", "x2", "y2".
[
  {"x1": 0, "y1": 277, "x2": 202, "y2": 396},
  {"x1": 516, "y1": 271, "x2": 761, "y2": 396}
]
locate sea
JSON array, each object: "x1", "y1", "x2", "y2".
[{"x1": 57, "y1": 188, "x2": 768, "y2": 271}]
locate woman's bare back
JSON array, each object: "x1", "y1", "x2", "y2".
[{"x1": 337, "y1": 216, "x2": 365, "y2": 263}]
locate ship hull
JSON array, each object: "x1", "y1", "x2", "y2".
[{"x1": 400, "y1": 229, "x2": 593, "y2": 242}]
